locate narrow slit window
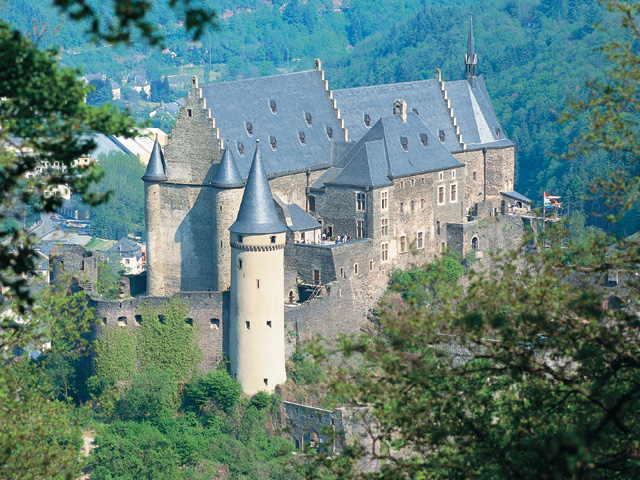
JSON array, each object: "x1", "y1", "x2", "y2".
[
  {"x1": 256, "y1": 279, "x2": 260, "y2": 289},
  {"x1": 187, "y1": 108, "x2": 192, "y2": 117},
  {"x1": 246, "y1": 321, "x2": 250, "y2": 330},
  {"x1": 264, "y1": 378, "x2": 268, "y2": 386},
  {"x1": 267, "y1": 321, "x2": 272, "y2": 328}
]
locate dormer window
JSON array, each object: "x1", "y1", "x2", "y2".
[
  {"x1": 400, "y1": 136, "x2": 408, "y2": 151},
  {"x1": 299, "y1": 131, "x2": 306, "y2": 145},
  {"x1": 495, "y1": 127, "x2": 502, "y2": 137},
  {"x1": 326, "y1": 126, "x2": 333, "y2": 141},
  {"x1": 237, "y1": 141, "x2": 244, "y2": 156},
  {"x1": 420, "y1": 133, "x2": 428, "y2": 147},
  {"x1": 413, "y1": 108, "x2": 419, "y2": 115},
  {"x1": 246, "y1": 122, "x2": 253, "y2": 136},
  {"x1": 439, "y1": 130, "x2": 446, "y2": 142},
  {"x1": 270, "y1": 136, "x2": 277, "y2": 150},
  {"x1": 270, "y1": 99, "x2": 277, "y2": 114},
  {"x1": 364, "y1": 113, "x2": 371, "y2": 127},
  {"x1": 305, "y1": 112, "x2": 312, "y2": 126}
]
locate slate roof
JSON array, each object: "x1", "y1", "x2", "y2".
[
  {"x1": 200, "y1": 70, "x2": 345, "y2": 179},
  {"x1": 211, "y1": 141, "x2": 244, "y2": 188},
  {"x1": 286, "y1": 203, "x2": 321, "y2": 232},
  {"x1": 501, "y1": 191, "x2": 532, "y2": 204},
  {"x1": 333, "y1": 76, "x2": 511, "y2": 152},
  {"x1": 446, "y1": 77, "x2": 513, "y2": 150},
  {"x1": 229, "y1": 142, "x2": 287, "y2": 235},
  {"x1": 142, "y1": 138, "x2": 167, "y2": 182},
  {"x1": 327, "y1": 113, "x2": 463, "y2": 188},
  {"x1": 108, "y1": 237, "x2": 142, "y2": 255}
]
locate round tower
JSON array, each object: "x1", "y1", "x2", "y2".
[
  {"x1": 211, "y1": 140, "x2": 245, "y2": 291},
  {"x1": 229, "y1": 140, "x2": 287, "y2": 394},
  {"x1": 142, "y1": 136, "x2": 167, "y2": 296}
]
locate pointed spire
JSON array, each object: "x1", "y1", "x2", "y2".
[
  {"x1": 142, "y1": 135, "x2": 167, "y2": 182},
  {"x1": 212, "y1": 140, "x2": 244, "y2": 188},
  {"x1": 465, "y1": 12, "x2": 478, "y2": 79},
  {"x1": 229, "y1": 140, "x2": 286, "y2": 235}
]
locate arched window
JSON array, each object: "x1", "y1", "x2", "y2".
[{"x1": 471, "y1": 237, "x2": 479, "y2": 251}]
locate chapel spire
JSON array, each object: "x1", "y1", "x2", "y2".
[{"x1": 465, "y1": 12, "x2": 478, "y2": 79}]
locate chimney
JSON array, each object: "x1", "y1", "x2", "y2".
[{"x1": 393, "y1": 99, "x2": 407, "y2": 122}]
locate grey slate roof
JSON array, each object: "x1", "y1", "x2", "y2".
[
  {"x1": 501, "y1": 191, "x2": 532, "y2": 204},
  {"x1": 446, "y1": 77, "x2": 513, "y2": 150},
  {"x1": 327, "y1": 113, "x2": 463, "y2": 188},
  {"x1": 200, "y1": 70, "x2": 345, "y2": 179},
  {"x1": 108, "y1": 237, "x2": 142, "y2": 255},
  {"x1": 286, "y1": 203, "x2": 321, "y2": 232},
  {"x1": 334, "y1": 76, "x2": 511, "y2": 152},
  {"x1": 229, "y1": 142, "x2": 287, "y2": 235},
  {"x1": 211, "y1": 140, "x2": 244, "y2": 188},
  {"x1": 142, "y1": 138, "x2": 167, "y2": 182}
]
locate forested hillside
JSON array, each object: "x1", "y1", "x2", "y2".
[{"x1": 3, "y1": 0, "x2": 637, "y2": 233}]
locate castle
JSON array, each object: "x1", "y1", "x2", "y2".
[{"x1": 72, "y1": 16, "x2": 533, "y2": 395}]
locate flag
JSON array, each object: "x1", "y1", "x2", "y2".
[{"x1": 543, "y1": 192, "x2": 562, "y2": 207}]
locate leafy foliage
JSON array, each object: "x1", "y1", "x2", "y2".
[
  {"x1": 94, "y1": 325, "x2": 138, "y2": 381},
  {"x1": 183, "y1": 370, "x2": 242, "y2": 413},
  {"x1": 137, "y1": 297, "x2": 202, "y2": 381}
]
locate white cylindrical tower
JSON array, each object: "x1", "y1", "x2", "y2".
[{"x1": 229, "y1": 140, "x2": 287, "y2": 394}]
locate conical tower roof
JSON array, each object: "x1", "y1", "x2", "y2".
[
  {"x1": 142, "y1": 136, "x2": 167, "y2": 182},
  {"x1": 229, "y1": 141, "x2": 287, "y2": 235},
  {"x1": 211, "y1": 140, "x2": 244, "y2": 188}
]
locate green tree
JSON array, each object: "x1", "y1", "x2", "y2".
[
  {"x1": 302, "y1": 3, "x2": 640, "y2": 478},
  {"x1": 94, "y1": 324, "x2": 138, "y2": 381}
]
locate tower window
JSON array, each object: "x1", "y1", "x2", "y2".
[
  {"x1": 305, "y1": 112, "x2": 312, "y2": 126},
  {"x1": 369, "y1": 259, "x2": 373, "y2": 271},
  {"x1": 326, "y1": 126, "x2": 333, "y2": 141},
  {"x1": 437, "y1": 221, "x2": 441, "y2": 235},
  {"x1": 381, "y1": 242, "x2": 389, "y2": 262},
  {"x1": 451, "y1": 170, "x2": 456, "y2": 179},
  {"x1": 410, "y1": 200, "x2": 415, "y2": 212},
  {"x1": 264, "y1": 378, "x2": 268, "y2": 386},
  {"x1": 400, "y1": 202, "x2": 404, "y2": 213},
  {"x1": 246, "y1": 121, "x2": 253, "y2": 136},
  {"x1": 417, "y1": 231, "x2": 424, "y2": 249},
  {"x1": 238, "y1": 259, "x2": 243, "y2": 270},
  {"x1": 267, "y1": 321, "x2": 272, "y2": 328},
  {"x1": 400, "y1": 235, "x2": 406, "y2": 253},
  {"x1": 210, "y1": 318, "x2": 220, "y2": 329},
  {"x1": 238, "y1": 235, "x2": 243, "y2": 243},
  {"x1": 270, "y1": 236, "x2": 276, "y2": 244},
  {"x1": 473, "y1": 171, "x2": 477, "y2": 181},
  {"x1": 421, "y1": 198, "x2": 425, "y2": 210},
  {"x1": 256, "y1": 279, "x2": 260, "y2": 289},
  {"x1": 246, "y1": 321, "x2": 250, "y2": 330},
  {"x1": 299, "y1": 131, "x2": 306, "y2": 145},
  {"x1": 354, "y1": 263, "x2": 358, "y2": 275},
  {"x1": 187, "y1": 108, "x2": 192, "y2": 117},
  {"x1": 340, "y1": 267, "x2": 345, "y2": 278},
  {"x1": 356, "y1": 220, "x2": 365, "y2": 238},
  {"x1": 356, "y1": 192, "x2": 366, "y2": 211},
  {"x1": 438, "y1": 186, "x2": 445, "y2": 205},
  {"x1": 219, "y1": 205, "x2": 223, "y2": 212},
  {"x1": 364, "y1": 113, "x2": 371, "y2": 127},
  {"x1": 270, "y1": 99, "x2": 277, "y2": 113},
  {"x1": 237, "y1": 142, "x2": 244, "y2": 156}
]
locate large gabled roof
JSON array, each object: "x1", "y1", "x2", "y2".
[
  {"x1": 200, "y1": 70, "x2": 345, "y2": 179},
  {"x1": 327, "y1": 113, "x2": 463, "y2": 188},
  {"x1": 333, "y1": 76, "x2": 511, "y2": 152}
]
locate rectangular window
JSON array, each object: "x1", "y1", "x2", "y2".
[
  {"x1": 256, "y1": 279, "x2": 260, "y2": 289},
  {"x1": 308, "y1": 195, "x2": 316, "y2": 212},
  {"x1": 340, "y1": 267, "x2": 345, "y2": 278},
  {"x1": 238, "y1": 259, "x2": 243, "y2": 270},
  {"x1": 417, "y1": 231, "x2": 424, "y2": 249},
  {"x1": 356, "y1": 220, "x2": 365, "y2": 239},
  {"x1": 400, "y1": 202, "x2": 404, "y2": 213},
  {"x1": 400, "y1": 180, "x2": 405, "y2": 188},
  {"x1": 473, "y1": 171, "x2": 477, "y2": 181},
  {"x1": 439, "y1": 172, "x2": 444, "y2": 181},
  {"x1": 438, "y1": 186, "x2": 445, "y2": 205},
  {"x1": 410, "y1": 200, "x2": 415, "y2": 212},
  {"x1": 421, "y1": 198, "x2": 425, "y2": 210},
  {"x1": 450, "y1": 184, "x2": 457, "y2": 203},
  {"x1": 267, "y1": 321, "x2": 272, "y2": 328},
  {"x1": 354, "y1": 263, "x2": 358, "y2": 275},
  {"x1": 381, "y1": 218, "x2": 389, "y2": 236},
  {"x1": 381, "y1": 242, "x2": 389, "y2": 262},
  {"x1": 400, "y1": 235, "x2": 406, "y2": 253},
  {"x1": 451, "y1": 170, "x2": 456, "y2": 179},
  {"x1": 437, "y1": 221, "x2": 441, "y2": 235},
  {"x1": 369, "y1": 260, "x2": 373, "y2": 271},
  {"x1": 356, "y1": 192, "x2": 366, "y2": 211},
  {"x1": 245, "y1": 321, "x2": 250, "y2": 330},
  {"x1": 381, "y1": 191, "x2": 388, "y2": 210},
  {"x1": 411, "y1": 179, "x2": 415, "y2": 187},
  {"x1": 421, "y1": 177, "x2": 425, "y2": 185}
]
